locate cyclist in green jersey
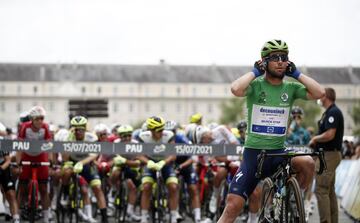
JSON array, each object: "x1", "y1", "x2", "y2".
[{"x1": 217, "y1": 39, "x2": 325, "y2": 223}]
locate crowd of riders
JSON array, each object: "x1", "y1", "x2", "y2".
[{"x1": 0, "y1": 104, "x2": 315, "y2": 223}]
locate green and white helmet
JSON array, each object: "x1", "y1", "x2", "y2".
[
  {"x1": 261, "y1": 39, "x2": 289, "y2": 58},
  {"x1": 70, "y1": 115, "x2": 88, "y2": 128}
]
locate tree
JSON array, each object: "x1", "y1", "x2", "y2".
[
  {"x1": 351, "y1": 101, "x2": 360, "y2": 137},
  {"x1": 293, "y1": 100, "x2": 322, "y2": 131},
  {"x1": 219, "y1": 97, "x2": 246, "y2": 125}
]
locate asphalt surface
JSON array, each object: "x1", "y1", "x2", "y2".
[{"x1": 0, "y1": 197, "x2": 355, "y2": 222}]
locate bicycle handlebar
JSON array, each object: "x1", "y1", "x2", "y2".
[{"x1": 21, "y1": 161, "x2": 51, "y2": 167}]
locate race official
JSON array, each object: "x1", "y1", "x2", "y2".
[{"x1": 309, "y1": 87, "x2": 344, "y2": 223}]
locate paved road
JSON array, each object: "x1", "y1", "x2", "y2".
[{"x1": 0, "y1": 198, "x2": 355, "y2": 222}]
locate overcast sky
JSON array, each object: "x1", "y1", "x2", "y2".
[{"x1": 0, "y1": 0, "x2": 359, "y2": 66}]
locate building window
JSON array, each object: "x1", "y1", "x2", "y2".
[
  {"x1": 0, "y1": 102, "x2": 5, "y2": 112},
  {"x1": 97, "y1": 87, "x2": 102, "y2": 95},
  {"x1": 33, "y1": 86, "x2": 38, "y2": 94},
  {"x1": 208, "y1": 104, "x2": 213, "y2": 113},
  {"x1": 17, "y1": 85, "x2": 22, "y2": 95},
  {"x1": 145, "y1": 103, "x2": 150, "y2": 112},
  {"x1": 176, "y1": 103, "x2": 181, "y2": 112},
  {"x1": 81, "y1": 86, "x2": 86, "y2": 94},
  {"x1": 113, "y1": 102, "x2": 118, "y2": 112},
  {"x1": 176, "y1": 87, "x2": 181, "y2": 96},
  {"x1": 49, "y1": 102, "x2": 54, "y2": 112},
  {"x1": 192, "y1": 104, "x2": 197, "y2": 113},
  {"x1": 49, "y1": 85, "x2": 54, "y2": 95},
  {"x1": 129, "y1": 103, "x2": 133, "y2": 112},
  {"x1": 113, "y1": 87, "x2": 118, "y2": 96},
  {"x1": 192, "y1": 87, "x2": 197, "y2": 96},
  {"x1": 161, "y1": 103, "x2": 165, "y2": 113},
  {"x1": 16, "y1": 102, "x2": 22, "y2": 112}
]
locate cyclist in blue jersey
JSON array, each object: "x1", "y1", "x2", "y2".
[{"x1": 217, "y1": 39, "x2": 325, "y2": 223}]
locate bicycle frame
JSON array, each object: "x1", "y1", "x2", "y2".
[
  {"x1": 21, "y1": 161, "x2": 50, "y2": 223},
  {"x1": 256, "y1": 149, "x2": 326, "y2": 223}
]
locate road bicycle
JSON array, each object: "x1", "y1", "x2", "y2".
[
  {"x1": 256, "y1": 149, "x2": 326, "y2": 223},
  {"x1": 20, "y1": 161, "x2": 50, "y2": 223}
]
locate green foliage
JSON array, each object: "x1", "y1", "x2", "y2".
[
  {"x1": 293, "y1": 100, "x2": 322, "y2": 131},
  {"x1": 351, "y1": 101, "x2": 360, "y2": 137},
  {"x1": 219, "y1": 97, "x2": 245, "y2": 125}
]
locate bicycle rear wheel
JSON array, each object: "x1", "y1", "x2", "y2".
[
  {"x1": 284, "y1": 177, "x2": 305, "y2": 223},
  {"x1": 258, "y1": 177, "x2": 275, "y2": 223}
]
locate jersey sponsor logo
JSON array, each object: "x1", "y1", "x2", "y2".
[
  {"x1": 153, "y1": 144, "x2": 166, "y2": 153},
  {"x1": 125, "y1": 144, "x2": 143, "y2": 153},
  {"x1": 281, "y1": 93, "x2": 289, "y2": 102},
  {"x1": 175, "y1": 144, "x2": 213, "y2": 155},
  {"x1": 258, "y1": 91, "x2": 267, "y2": 104},
  {"x1": 328, "y1": 116, "x2": 334, "y2": 123},
  {"x1": 12, "y1": 141, "x2": 30, "y2": 151},
  {"x1": 259, "y1": 107, "x2": 285, "y2": 114},
  {"x1": 41, "y1": 142, "x2": 54, "y2": 151},
  {"x1": 63, "y1": 143, "x2": 102, "y2": 153},
  {"x1": 251, "y1": 104, "x2": 289, "y2": 136}
]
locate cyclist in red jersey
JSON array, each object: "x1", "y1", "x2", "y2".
[{"x1": 17, "y1": 106, "x2": 53, "y2": 223}]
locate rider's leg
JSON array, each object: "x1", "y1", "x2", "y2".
[
  {"x1": 39, "y1": 182, "x2": 51, "y2": 222},
  {"x1": 126, "y1": 179, "x2": 140, "y2": 220},
  {"x1": 210, "y1": 166, "x2": 227, "y2": 213},
  {"x1": 167, "y1": 180, "x2": 179, "y2": 223},
  {"x1": 247, "y1": 186, "x2": 261, "y2": 223},
  {"x1": 291, "y1": 156, "x2": 315, "y2": 189},
  {"x1": 91, "y1": 179, "x2": 108, "y2": 222},
  {"x1": 140, "y1": 180, "x2": 153, "y2": 223},
  {"x1": 5, "y1": 189, "x2": 20, "y2": 221},
  {"x1": 217, "y1": 194, "x2": 245, "y2": 223},
  {"x1": 189, "y1": 184, "x2": 201, "y2": 222}
]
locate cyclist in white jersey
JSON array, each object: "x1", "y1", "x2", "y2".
[{"x1": 136, "y1": 116, "x2": 180, "y2": 223}]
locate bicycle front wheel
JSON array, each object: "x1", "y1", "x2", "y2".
[
  {"x1": 258, "y1": 177, "x2": 274, "y2": 223},
  {"x1": 29, "y1": 182, "x2": 37, "y2": 223},
  {"x1": 284, "y1": 177, "x2": 305, "y2": 223}
]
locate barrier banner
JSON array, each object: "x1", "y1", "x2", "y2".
[{"x1": 0, "y1": 139, "x2": 310, "y2": 156}]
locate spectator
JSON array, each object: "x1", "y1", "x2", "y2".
[
  {"x1": 351, "y1": 142, "x2": 360, "y2": 160},
  {"x1": 309, "y1": 87, "x2": 344, "y2": 223}
]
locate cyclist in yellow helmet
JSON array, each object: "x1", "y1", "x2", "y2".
[{"x1": 190, "y1": 113, "x2": 203, "y2": 125}]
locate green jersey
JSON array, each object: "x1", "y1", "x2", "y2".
[{"x1": 244, "y1": 77, "x2": 307, "y2": 149}]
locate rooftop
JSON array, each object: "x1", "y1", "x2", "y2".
[{"x1": 0, "y1": 63, "x2": 359, "y2": 84}]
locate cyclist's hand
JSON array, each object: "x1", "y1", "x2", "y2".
[
  {"x1": 147, "y1": 160, "x2": 157, "y2": 170},
  {"x1": 74, "y1": 162, "x2": 83, "y2": 174},
  {"x1": 309, "y1": 138, "x2": 316, "y2": 149},
  {"x1": 252, "y1": 60, "x2": 265, "y2": 78},
  {"x1": 155, "y1": 160, "x2": 166, "y2": 171},
  {"x1": 114, "y1": 155, "x2": 127, "y2": 166},
  {"x1": 285, "y1": 61, "x2": 301, "y2": 79}
]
